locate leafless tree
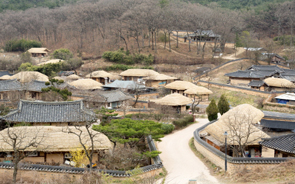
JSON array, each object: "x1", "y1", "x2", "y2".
[{"x1": 0, "y1": 125, "x2": 46, "y2": 184}]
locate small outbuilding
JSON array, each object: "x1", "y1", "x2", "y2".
[
  {"x1": 9, "y1": 71, "x2": 49, "y2": 83},
  {"x1": 183, "y1": 86, "x2": 213, "y2": 101},
  {"x1": 264, "y1": 77, "x2": 295, "y2": 92},
  {"x1": 69, "y1": 79, "x2": 103, "y2": 90},
  {"x1": 275, "y1": 93, "x2": 295, "y2": 105},
  {"x1": 165, "y1": 81, "x2": 197, "y2": 95},
  {"x1": 27, "y1": 48, "x2": 49, "y2": 57},
  {"x1": 103, "y1": 80, "x2": 145, "y2": 91},
  {"x1": 144, "y1": 74, "x2": 177, "y2": 88},
  {"x1": 120, "y1": 69, "x2": 159, "y2": 82},
  {"x1": 86, "y1": 70, "x2": 116, "y2": 85}
]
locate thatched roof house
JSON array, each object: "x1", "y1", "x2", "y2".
[
  {"x1": 184, "y1": 86, "x2": 213, "y2": 101},
  {"x1": 264, "y1": 77, "x2": 295, "y2": 89},
  {"x1": 0, "y1": 75, "x2": 11, "y2": 80},
  {"x1": 3, "y1": 100, "x2": 95, "y2": 126},
  {"x1": 151, "y1": 93, "x2": 192, "y2": 113},
  {"x1": 144, "y1": 74, "x2": 177, "y2": 88},
  {"x1": 120, "y1": 69, "x2": 159, "y2": 81},
  {"x1": 27, "y1": 48, "x2": 49, "y2": 57},
  {"x1": 37, "y1": 59, "x2": 64, "y2": 66},
  {"x1": 69, "y1": 79, "x2": 103, "y2": 90},
  {"x1": 10, "y1": 71, "x2": 49, "y2": 83},
  {"x1": 86, "y1": 70, "x2": 116, "y2": 85},
  {"x1": 66, "y1": 74, "x2": 81, "y2": 80},
  {"x1": 204, "y1": 104, "x2": 269, "y2": 146},
  {"x1": 165, "y1": 81, "x2": 196, "y2": 91},
  {"x1": 0, "y1": 126, "x2": 112, "y2": 164}
]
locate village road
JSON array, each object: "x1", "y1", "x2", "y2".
[{"x1": 157, "y1": 118, "x2": 220, "y2": 184}]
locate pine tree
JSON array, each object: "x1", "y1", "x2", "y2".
[
  {"x1": 218, "y1": 94, "x2": 230, "y2": 115},
  {"x1": 206, "y1": 99, "x2": 219, "y2": 121}
]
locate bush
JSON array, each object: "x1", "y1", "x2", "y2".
[
  {"x1": 161, "y1": 124, "x2": 175, "y2": 134},
  {"x1": 52, "y1": 48, "x2": 73, "y2": 60},
  {"x1": 105, "y1": 64, "x2": 134, "y2": 71},
  {"x1": 218, "y1": 94, "x2": 230, "y2": 115},
  {"x1": 61, "y1": 58, "x2": 83, "y2": 71},
  {"x1": 172, "y1": 115, "x2": 194, "y2": 129},
  {"x1": 4, "y1": 39, "x2": 42, "y2": 52},
  {"x1": 206, "y1": 99, "x2": 219, "y2": 121}
]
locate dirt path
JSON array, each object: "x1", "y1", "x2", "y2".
[
  {"x1": 157, "y1": 43, "x2": 196, "y2": 58},
  {"x1": 157, "y1": 119, "x2": 220, "y2": 184},
  {"x1": 222, "y1": 47, "x2": 244, "y2": 60}
]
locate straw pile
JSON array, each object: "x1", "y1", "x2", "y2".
[
  {"x1": 86, "y1": 70, "x2": 113, "y2": 78},
  {"x1": 120, "y1": 69, "x2": 159, "y2": 77},
  {"x1": 69, "y1": 79, "x2": 103, "y2": 90},
  {"x1": 165, "y1": 81, "x2": 197, "y2": 90},
  {"x1": 0, "y1": 126, "x2": 112, "y2": 152},
  {"x1": 151, "y1": 93, "x2": 192, "y2": 106},
  {"x1": 144, "y1": 74, "x2": 177, "y2": 81},
  {"x1": 264, "y1": 77, "x2": 295, "y2": 88},
  {"x1": 66, "y1": 74, "x2": 81, "y2": 80},
  {"x1": 37, "y1": 59, "x2": 64, "y2": 66},
  {"x1": 184, "y1": 86, "x2": 213, "y2": 95},
  {"x1": 204, "y1": 104, "x2": 269, "y2": 145},
  {"x1": 0, "y1": 75, "x2": 11, "y2": 80},
  {"x1": 10, "y1": 71, "x2": 49, "y2": 83}
]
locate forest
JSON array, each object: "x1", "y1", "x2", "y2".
[{"x1": 0, "y1": 0, "x2": 294, "y2": 55}]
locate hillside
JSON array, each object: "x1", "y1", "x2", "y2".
[
  {"x1": 185, "y1": 0, "x2": 291, "y2": 10},
  {"x1": 0, "y1": 0, "x2": 77, "y2": 12}
]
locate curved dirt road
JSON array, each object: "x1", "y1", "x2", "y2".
[{"x1": 157, "y1": 119, "x2": 219, "y2": 184}]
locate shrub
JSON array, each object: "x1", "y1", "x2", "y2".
[
  {"x1": 161, "y1": 124, "x2": 175, "y2": 134},
  {"x1": 206, "y1": 99, "x2": 219, "y2": 121},
  {"x1": 172, "y1": 115, "x2": 194, "y2": 129},
  {"x1": 52, "y1": 48, "x2": 73, "y2": 60},
  {"x1": 218, "y1": 94, "x2": 230, "y2": 115},
  {"x1": 4, "y1": 39, "x2": 42, "y2": 52},
  {"x1": 60, "y1": 58, "x2": 83, "y2": 71},
  {"x1": 105, "y1": 64, "x2": 134, "y2": 71}
]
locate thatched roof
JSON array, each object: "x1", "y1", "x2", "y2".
[
  {"x1": 86, "y1": 70, "x2": 113, "y2": 78},
  {"x1": 165, "y1": 81, "x2": 197, "y2": 90},
  {"x1": 0, "y1": 75, "x2": 11, "y2": 80},
  {"x1": 151, "y1": 93, "x2": 192, "y2": 106},
  {"x1": 37, "y1": 59, "x2": 64, "y2": 66},
  {"x1": 53, "y1": 76, "x2": 65, "y2": 81},
  {"x1": 27, "y1": 48, "x2": 49, "y2": 54},
  {"x1": 0, "y1": 126, "x2": 112, "y2": 152},
  {"x1": 144, "y1": 74, "x2": 177, "y2": 81},
  {"x1": 69, "y1": 79, "x2": 103, "y2": 90},
  {"x1": 10, "y1": 71, "x2": 49, "y2": 83},
  {"x1": 264, "y1": 77, "x2": 295, "y2": 88},
  {"x1": 184, "y1": 86, "x2": 213, "y2": 95},
  {"x1": 120, "y1": 69, "x2": 159, "y2": 77},
  {"x1": 204, "y1": 104, "x2": 269, "y2": 145},
  {"x1": 66, "y1": 74, "x2": 81, "y2": 80}
]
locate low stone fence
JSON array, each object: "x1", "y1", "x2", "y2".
[
  {"x1": 0, "y1": 136, "x2": 163, "y2": 179},
  {"x1": 193, "y1": 121, "x2": 293, "y2": 173},
  {"x1": 197, "y1": 80, "x2": 285, "y2": 98}
]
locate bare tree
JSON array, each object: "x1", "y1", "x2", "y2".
[{"x1": 0, "y1": 125, "x2": 46, "y2": 184}]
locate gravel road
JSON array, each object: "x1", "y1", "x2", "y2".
[{"x1": 157, "y1": 119, "x2": 220, "y2": 184}]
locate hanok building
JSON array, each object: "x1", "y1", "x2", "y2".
[
  {"x1": 0, "y1": 79, "x2": 23, "y2": 105},
  {"x1": 86, "y1": 70, "x2": 118, "y2": 85},
  {"x1": 260, "y1": 53, "x2": 286, "y2": 65},
  {"x1": 260, "y1": 134, "x2": 295, "y2": 157},
  {"x1": 120, "y1": 69, "x2": 159, "y2": 82},
  {"x1": 275, "y1": 93, "x2": 295, "y2": 105},
  {"x1": 2, "y1": 100, "x2": 95, "y2": 126},
  {"x1": 69, "y1": 79, "x2": 103, "y2": 90},
  {"x1": 103, "y1": 80, "x2": 145, "y2": 91},
  {"x1": 201, "y1": 104, "x2": 270, "y2": 157},
  {"x1": 0, "y1": 126, "x2": 112, "y2": 165},
  {"x1": 0, "y1": 71, "x2": 12, "y2": 80},
  {"x1": 264, "y1": 77, "x2": 295, "y2": 92},
  {"x1": 144, "y1": 74, "x2": 177, "y2": 88},
  {"x1": 9, "y1": 71, "x2": 49, "y2": 83},
  {"x1": 150, "y1": 93, "x2": 192, "y2": 114},
  {"x1": 27, "y1": 48, "x2": 49, "y2": 57},
  {"x1": 187, "y1": 30, "x2": 221, "y2": 42}
]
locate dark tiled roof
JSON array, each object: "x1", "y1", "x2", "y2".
[
  {"x1": 225, "y1": 70, "x2": 275, "y2": 79},
  {"x1": 248, "y1": 80, "x2": 265, "y2": 87},
  {"x1": 281, "y1": 69, "x2": 295, "y2": 75},
  {"x1": 0, "y1": 71, "x2": 12, "y2": 77},
  {"x1": 263, "y1": 110, "x2": 295, "y2": 120},
  {"x1": 282, "y1": 75, "x2": 295, "y2": 82},
  {"x1": 24, "y1": 80, "x2": 48, "y2": 92},
  {"x1": 98, "y1": 90, "x2": 133, "y2": 103},
  {"x1": 248, "y1": 65, "x2": 285, "y2": 72},
  {"x1": 260, "y1": 134, "x2": 295, "y2": 154},
  {"x1": 260, "y1": 119, "x2": 295, "y2": 130},
  {"x1": 3, "y1": 100, "x2": 95, "y2": 123},
  {"x1": 0, "y1": 79, "x2": 22, "y2": 92}
]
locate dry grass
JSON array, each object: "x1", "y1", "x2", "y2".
[{"x1": 229, "y1": 159, "x2": 295, "y2": 183}]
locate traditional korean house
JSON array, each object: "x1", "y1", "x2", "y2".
[
  {"x1": 24, "y1": 80, "x2": 48, "y2": 100},
  {"x1": 0, "y1": 79, "x2": 23, "y2": 105},
  {"x1": 189, "y1": 30, "x2": 221, "y2": 42},
  {"x1": 150, "y1": 93, "x2": 192, "y2": 113},
  {"x1": 264, "y1": 77, "x2": 295, "y2": 92},
  {"x1": 9, "y1": 71, "x2": 49, "y2": 83},
  {"x1": 69, "y1": 79, "x2": 103, "y2": 90},
  {"x1": 2, "y1": 100, "x2": 95, "y2": 126},
  {"x1": 165, "y1": 81, "x2": 197, "y2": 95},
  {"x1": 248, "y1": 80, "x2": 267, "y2": 91},
  {"x1": 183, "y1": 86, "x2": 213, "y2": 101},
  {"x1": 86, "y1": 70, "x2": 118, "y2": 85},
  {"x1": 201, "y1": 104, "x2": 270, "y2": 157},
  {"x1": 120, "y1": 69, "x2": 159, "y2": 82},
  {"x1": 0, "y1": 71, "x2": 12, "y2": 80},
  {"x1": 103, "y1": 80, "x2": 145, "y2": 91},
  {"x1": 260, "y1": 53, "x2": 286, "y2": 64},
  {"x1": 27, "y1": 48, "x2": 49, "y2": 57},
  {"x1": 144, "y1": 74, "x2": 177, "y2": 88},
  {"x1": 274, "y1": 93, "x2": 295, "y2": 105},
  {"x1": 0, "y1": 126, "x2": 112, "y2": 164},
  {"x1": 66, "y1": 74, "x2": 81, "y2": 81},
  {"x1": 260, "y1": 134, "x2": 295, "y2": 157}
]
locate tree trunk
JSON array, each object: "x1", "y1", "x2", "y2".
[
  {"x1": 151, "y1": 31, "x2": 154, "y2": 50},
  {"x1": 148, "y1": 31, "x2": 151, "y2": 48},
  {"x1": 176, "y1": 31, "x2": 179, "y2": 48},
  {"x1": 155, "y1": 31, "x2": 157, "y2": 53},
  {"x1": 164, "y1": 32, "x2": 167, "y2": 49},
  {"x1": 202, "y1": 40, "x2": 207, "y2": 62},
  {"x1": 169, "y1": 32, "x2": 171, "y2": 52},
  {"x1": 13, "y1": 160, "x2": 18, "y2": 184},
  {"x1": 142, "y1": 29, "x2": 144, "y2": 48}
]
